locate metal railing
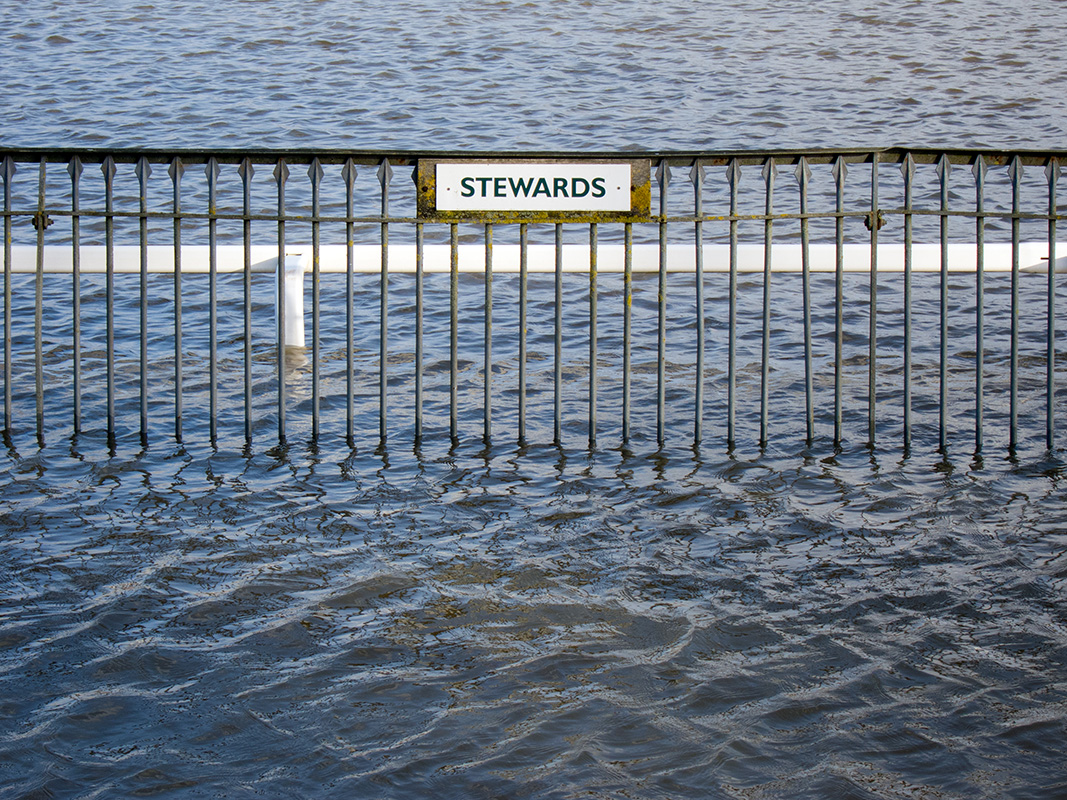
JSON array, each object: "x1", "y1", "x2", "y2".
[{"x1": 0, "y1": 146, "x2": 1063, "y2": 453}]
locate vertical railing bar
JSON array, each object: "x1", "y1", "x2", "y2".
[
  {"x1": 68, "y1": 157, "x2": 83, "y2": 436},
  {"x1": 901, "y1": 154, "x2": 915, "y2": 451},
  {"x1": 795, "y1": 157, "x2": 814, "y2": 444},
  {"x1": 1, "y1": 157, "x2": 13, "y2": 434},
  {"x1": 34, "y1": 159, "x2": 46, "y2": 445},
  {"x1": 622, "y1": 222, "x2": 632, "y2": 445},
  {"x1": 136, "y1": 156, "x2": 152, "y2": 446},
  {"x1": 274, "y1": 159, "x2": 289, "y2": 443},
  {"x1": 554, "y1": 222, "x2": 563, "y2": 446},
  {"x1": 238, "y1": 158, "x2": 253, "y2": 443},
  {"x1": 727, "y1": 160, "x2": 740, "y2": 449},
  {"x1": 206, "y1": 157, "x2": 220, "y2": 445},
  {"x1": 832, "y1": 157, "x2": 847, "y2": 446},
  {"x1": 760, "y1": 158, "x2": 776, "y2": 449},
  {"x1": 691, "y1": 161, "x2": 705, "y2": 445},
  {"x1": 169, "y1": 158, "x2": 183, "y2": 444},
  {"x1": 518, "y1": 222, "x2": 528, "y2": 444},
  {"x1": 415, "y1": 219, "x2": 424, "y2": 443},
  {"x1": 378, "y1": 159, "x2": 392, "y2": 444},
  {"x1": 868, "y1": 152, "x2": 879, "y2": 447},
  {"x1": 589, "y1": 221, "x2": 597, "y2": 447},
  {"x1": 450, "y1": 222, "x2": 459, "y2": 443},
  {"x1": 1009, "y1": 156, "x2": 1022, "y2": 452},
  {"x1": 484, "y1": 221, "x2": 493, "y2": 444},
  {"x1": 409, "y1": 166, "x2": 423, "y2": 445},
  {"x1": 656, "y1": 160, "x2": 670, "y2": 446},
  {"x1": 937, "y1": 155, "x2": 951, "y2": 453},
  {"x1": 342, "y1": 159, "x2": 357, "y2": 446},
  {"x1": 973, "y1": 155, "x2": 987, "y2": 453},
  {"x1": 1046, "y1": 158, "x2": 1060, "y2": 450},
  {"x1": 102, "y1": 156, "x2": 116, "y2": 446},
  {"x1": 309, "y1": 160, "x2": 324, "y2": 441}
]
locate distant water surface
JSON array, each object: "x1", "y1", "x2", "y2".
[{"x1": 3, "y1": 0, "x2": 1066, "y2": 151}]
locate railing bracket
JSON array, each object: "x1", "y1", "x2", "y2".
[{"x1": 865, "y1": 209, "x2": 886, "y2": 231}]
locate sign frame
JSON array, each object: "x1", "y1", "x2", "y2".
[{"x1": 416, "y1": 158, "x2": 651, "y2": 223}]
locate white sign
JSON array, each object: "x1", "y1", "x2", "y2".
[{"x1": 436, "y1": 162, "x2": 632, "y2": 213}]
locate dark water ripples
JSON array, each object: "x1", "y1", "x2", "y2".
[
  {"x1": 4, "y1": 0, "x2": 1067, "y2": 151},
  {"x1": 2, "y1": 435, "x2": 1066, "y2": 798}
]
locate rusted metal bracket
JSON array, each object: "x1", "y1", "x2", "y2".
[
  {"x1": 31, "y1": 210, "x2": 53, "y2": 230},
  {"x1": 865, "y1": 209, "x2": 886, "y2": 231}
]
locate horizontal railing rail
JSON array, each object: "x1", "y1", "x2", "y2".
[
  {"x1": 3, "y1": 243, "x2": 1062, "y2": 274},
  {"x1": 1, "y1": 146, "x2": 1063, "y2": 455}
]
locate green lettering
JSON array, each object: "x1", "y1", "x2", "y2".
[
  {"x1": 460, "y1": 177, "x2": 475, "y2": 198},
  {"x1": 591, "y1": 177, "x2": 606, "y2": 198},
  {"x1": 532, "y1": 177, "x2": 551, "y2": 197},
  {"x1": 509, "y1": 177, "x2": 534, "y2": 197},
  {"x1": 476, "y1": 177, "x2": 492, "y2": 197},
  {"x1": 494, "y1": 177, "x2": 507, "y2": 198},
  {"x1": 571, "y1": 177, "x2": 589, "y2": 198},
  {"x1": 553, "y1": 177, "x2": 569, "y2": 197}
]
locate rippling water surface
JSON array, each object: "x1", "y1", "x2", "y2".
[
  {"x1": 4, "y1": 0, "x2": 1067, "y2": 151},
  {"x1": 3, "y1": 436, "x2": 1067, "y2": 799},
  {"x1": 2, "y1": 1, "x2": 1067, "y2": 798}
]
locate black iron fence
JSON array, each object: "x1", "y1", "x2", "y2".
[{"x1": 0, "y1": 147, "x2": 1063, "y2": 453}]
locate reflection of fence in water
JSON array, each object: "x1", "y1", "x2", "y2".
[{"x1": 1, "y1": 147, "x2": 1063, "y2": 453}]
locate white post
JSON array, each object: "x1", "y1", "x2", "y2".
[{"x1": 277, "y1": 251, "x2": 308, "y2": 348}]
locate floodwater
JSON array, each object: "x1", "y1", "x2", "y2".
[
  {"x1": 4, "y1": 0, "x2": 1067, "y2": 152},
  {"x1": 2, "y1": 1, "x2": 1067, "y2": 798}
]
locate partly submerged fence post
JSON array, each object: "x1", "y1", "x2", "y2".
[
  {"x1": 169, "y1": 157, "x2": 185, "y2": 444},
  {"x1": 588, "y1": 221, "x2": 597, "y2": 446},
  {"x1": 137, "y1": 156, "x2": 153, "y2": 446},
  {"x1": 832, "y1": 156, "x2": 846, "y2": 446},
  {"x1": 68, "y1": 156, "x2": 83, "y2": 437},
  {"x1": 378, "y1": 158, "x2": 392, "y2": 444},
  {"x1": 973, "y1": 154, "x2": 987, "y2": 454},
  {"x1": 205, "y1": 157, "x2": 219, "y2": 444},
  {"x1": 901, "y1": 154, "x2": 915, "y2": 451},
  {"x1": 868, "y1": 151, "x2": 879, "y2": 447},
  {"x1": 274, "y1": 158, "x2": 289, "y2": 442},
  {"x1": 726, "y1": 159, "x2": 740, "y2": 449},
  {"x1": 760, "y1": 157, "x2": 776, "y2": 449},
  {"x1": 2, "y1": 156, "x2": 13, "y2": 435},
  {"x1": 485, "y1": 221, "x2": 493, "y2": 444},
  {"x1": 1009, "y1": 156, "x2": 1022, "y2": 452},
  {"x1": 795, "y1": 156, "x2": 814, "y2": 445},
  {"x1": 238, "y1": 157, "x2": 254, "y2": 443},
  {"x1": 102, "y1": 155, "x2": 117, "y2": 445},
  {"x1": 691, "y1": 161, "x2": 705, "y2": 444},
  {"x1": 656, "y1": 159, "x2": 670, "y2": 446},
  {"x1": 937, "y1": 154, "x2": 951, "y2": 453},
  {"x1": 309, "y1": 157, "x2": 324, "y2": 440},
  {"x1": 342, "y1": 158, "x2": 358, "y2": 445},
  {"x1": 34, "y1": 158, "x2": 46, "y2": 446},
  {"x1": 1047, "y1": 158, "x2": 1060, "y2": 450}
]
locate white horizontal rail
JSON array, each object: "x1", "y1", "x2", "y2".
[{"x1": 3, "y1": 243, "x2": 1064, "y2": 274}]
